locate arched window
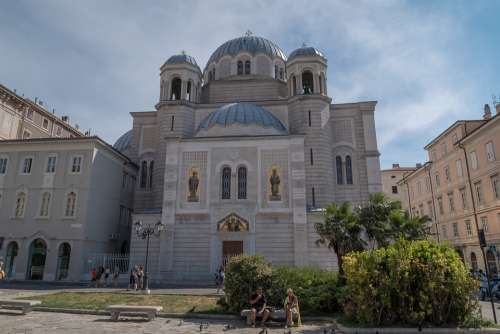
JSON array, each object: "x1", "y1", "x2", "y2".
[
  {"x1": 279, "y1": 68, "x2": 284, "y2": 80},
  {"x1": 302, "y1": 71, "x2": 314, "y2": 94},
  {"x1": 221, "y1": 167, "x2": 231, "y2": 199},
  {"x1": 244, "y1": 60, "x2": 251, "y2": 75},
  {"x1": 237, "y1": 61, "x2": 243, "y2": 75},
  {"x1": 487, "y1": 250, "x2": 498, "y2": 275},
  {"x1": 15, "y1": 192, "x2": 26, "y2": 217},
  {"x1": 39, "y1": 192, "x2": 51, "y2": 217},
  {"x1": 56, "y1": 243, "x2": 71, "y2": 280},
  {"x1": 27, "y1": 238, "x2": 47, "y2": 280},
  {"x1": 274, "y1": 65, "x2": 278, "y2": 79},
  {"x1": 336, "y1": 156, "x2": 343, "y2": 185},
  {"x1": 323, "y1": 75, "x2": 327, "y2": 95},
  {"x1": 140, "y1": 161, "x2": 148, "y2": 189},
  {"x1": 148, "y1": 161, "x2": 154, "y2": 189},
  {"x1": 65, "y1": 192, "x2": 77, "y2": 217},
  {"x1": 212, "y1": 68, "x2": 216, "y2": 79},
  {"x1": 346, "y1": 155, "x2": 353, "y2": 185},
  {"x1": 237, "y1": 166, "x2": 247, "y2": 199},
  {"x1": 208, "y1": 71, "x2": 213, "y2": 81},
  {"x1": 319, "y1": 74, "x2": 323, "y2": 94},
  {"x1": 170, "y1": 77, "x2": 181, "y2": 100},
  {"x1": 186, "y1": 81, "x2": 192, "y2": 101},
  {"x1": 470, "y1": 252, "x2": 478, "y2": 272},
  {"x1": 292, "y1": 75, "x2": 297, "y2": 96}
]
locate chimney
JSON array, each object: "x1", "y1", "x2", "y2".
[
  {"x1": 483, "y1": 104, "x2": 492, "y2": 120},
  {"x1": 392, "y1": 163, "x2": 400, "y2": 169},
  {"x1": 416, "y1": 163, "x2": 422, "y2": 168},
  {"x1": 496, "y1": 103, "x2": 500, "y2": 115}
]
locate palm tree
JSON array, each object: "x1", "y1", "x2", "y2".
[
  {"x1": 358, "y1": 192, "x2": 403, "y2": 248},
  {"x1": 388, "y1": 210, "x2": 429, "y2": 241},
  {"x1": 315, "y1": 202, "x2": 366, "y2": 276}
]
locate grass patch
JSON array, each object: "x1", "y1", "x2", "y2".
[{"x1": 19, "y1": 292, "x2": 224, "y2": 314}]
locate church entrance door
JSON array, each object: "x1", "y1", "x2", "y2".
[{"x1": 222, "y1": 241, "x2": 243, "y2": 267}]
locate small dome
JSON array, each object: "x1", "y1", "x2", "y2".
[
  {"x1": 197, "y1": 103, "x2": 287, "y2": 137},
  {"x1": 113, "y1": 130, "x2": 133, "y2": 152},
  {"x1": 207, "y1": 35, "x2": 287, "y2": 66},
  {"x1": 288, "y1": 46, "x2": 326, "y2": 61},
  {"x1": 164, "y1": 54, "x2": 200, "y2": 68}
]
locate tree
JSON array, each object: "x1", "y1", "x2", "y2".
[
  {"x1": 388, "y1": 210, "x2": 430, "y2": 241},
  {"x1": 315, "y1": 202, "x2": 366, "y2": 276},
  {"x1": 357, "y1": 192, "x2": 402, "y2": 248}
]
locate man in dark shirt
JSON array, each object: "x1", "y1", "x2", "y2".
[{"x1": 249, "y1": 287, "x2": 271, "y2": 327}]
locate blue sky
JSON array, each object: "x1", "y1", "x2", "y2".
[{"x1": 1, "y1": 0, "x2": 499, "y2": 168}]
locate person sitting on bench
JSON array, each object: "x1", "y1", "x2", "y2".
[{"x1": 249, "y1": 287, "x2": 272, "y2": 327}]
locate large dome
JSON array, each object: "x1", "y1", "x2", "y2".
[
  {"x1": 207, "y1": 35, "x2": 287, "y2": 65},
  {"x1": 113, "y1": 130, "x2": 133, "y2": 153},
  {"x1": 196, "y1": 102, "x2": 287, "y2": 137}
]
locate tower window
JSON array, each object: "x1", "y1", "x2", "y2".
[
  {"x1": 312, "y1": 187, "x2": 316, "y2": 208},
  {"x1": 279, "y1": 68, "x2": 284, "y2": 80},
  {"x1": 336, "y1": 156, "x2": 343, "y2": 185},
  {"x1": 149, "y1": 160, "x2": 154, "y2": 189},
  {"x1": 292, "y1": 76, "x2": 297, "y2": 96},
  {"x1": 222, "y1": 167, "x2": 231, "y2": 199},
  {"x1": 244, "y1": 60, "x2": 251, "y2": 75},
  {"x1": 186, "y1": 81, "x2": 192, "y2": 101},
  {"x1": 274, "y1": 65, "x2": 278, "y2": 79},
  {"x1": 346, "y1": 155, "x2": 353, "y2": 184},
  {"x1": 308, "y1": 110, "x2": 312, "y2": 127},
  {"x1": 310, "y1": 148, "x2": 314, "y2": 165},
  {"x1": 170, "y1": 115, "x2": 175, "y2": 131},
  {"x1": 302, "y1": 71, "x2": 314, "y2": 94},
  {"x1": 170, "y1": 77, "x2": 181, "y2": 100},
  {"x1": 237, "y1": 61, "x2": 243, "y2": 75},
  {"x1": 237, "y1": 166, "x2": 247, "y2": 199},
  {"x1": 140, "y1": 161, "x2": 148, "y2": 189}
]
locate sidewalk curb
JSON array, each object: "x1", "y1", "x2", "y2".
[{"x1": 336, "y1": 323, "x2": 500, "y2": 333}]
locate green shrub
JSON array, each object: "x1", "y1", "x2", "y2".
[
  {"x1": 270, "y1": 266, "x2": 340, "y2": 314},
  {"x1": 223, "y1": 254, "x2": 273, "y2": 312},
  {"x1": 342, "y1": 239, "x2": 478, "y2": 327},
  {"x1": 222, "y1": 254, "x2": 340, "y2": 314}
]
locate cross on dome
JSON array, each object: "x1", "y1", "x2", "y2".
[{"x1": 245, "y1": 30, "x2": 253, "y2": 37}]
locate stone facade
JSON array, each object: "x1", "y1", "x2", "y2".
[
  {"x1": 123, "y1": 35, "x2": 382, "y2": 284},
  {"x1": 0, "y1": 84, "x2": 83, "y2": 141},
  {"x1": 398, "y1": 104, "x2": 500, "y2": 274},
  {"x1": 0, "y1": 137, "x2": 137, "y2": 281}
]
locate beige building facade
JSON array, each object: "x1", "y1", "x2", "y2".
[
  {"x1": 0, "y1": 84, "x2": 82, "y2": 141},
  {"x1": 0, "y1": 137, "x2": 136, "y2": 281},
  {"x1": 381, "y1": 164, "x2": 417, "y2": 204},
  {"x1": 399, "y1": 104, "x2": 500, "y2": 274}
]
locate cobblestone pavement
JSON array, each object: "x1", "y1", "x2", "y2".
[{"x1": 0, "y1": 311, "x2": 334, "y2": 334}]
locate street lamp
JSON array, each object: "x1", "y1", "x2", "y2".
[{"x1": 134, "y1": 220, "x2": 165, "y2": 294}]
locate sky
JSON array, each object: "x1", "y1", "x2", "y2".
[{"x1": 1, "y1": 0, "x2": 499, "y2": 169}]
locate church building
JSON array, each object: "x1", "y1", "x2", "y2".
[{"x1": 114, "y1": 34, "x2": 382, "y2": 284}]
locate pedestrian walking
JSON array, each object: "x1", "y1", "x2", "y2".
[
  {"x1": 104, "y1": 267, "x2": 110, "y2": 287},
  {"x1": 113, "y1": 266, "x2": 120, "y2": 288}
]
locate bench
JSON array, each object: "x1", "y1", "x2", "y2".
[
  {"x1": 241, "y1": 308, "x2": 296, "y2": 325},
  {"x1": 0, "y1": 300, "x2": 41, "y2": 314},
  {"x1": 106, "y1": 305, "x2": 163, "y2": 321}
]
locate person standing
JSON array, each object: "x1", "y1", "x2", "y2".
[
  {"x1": 112, "y1": 266, "x2": 120, "y2": 288},
  {"x1": 216, "y1": 266, "x2": 225, "y2": 294},
  {"x1": 104, "y1": 267, "x2": 110, "y2": 287}
]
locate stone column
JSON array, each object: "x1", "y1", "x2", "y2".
[{"x1": 290, "y1": 137, "x2": 308, "y2": 266}]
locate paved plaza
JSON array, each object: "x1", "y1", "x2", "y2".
[{"x1": 0, "y1": 311, "x2": 332, "y2": 334}]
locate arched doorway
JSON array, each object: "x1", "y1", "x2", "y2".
[
  {"x1": 5, "y1": 241, "x2": 18, "y2": 278},
  {"x1": 487, "y1": 250, "x2": 497, "y2": 276},
  {"x1": 27, "y1": 239, "x2": 47, "y2": 280},
  {"x1": 56, "y1": 243, "x2": 71, "y2": 280},
  {"x1": 470, "y1": 252, "x2": 478, "y2": 272},
  {"x1": 302, "y1": 71, "x2": 314, "y2": 94}
]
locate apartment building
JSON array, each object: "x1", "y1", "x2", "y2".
[
  {"x1": 381, "y1": 163, "x2": 417, "y2": 204},
  {"x1": 399, "y1": 104, "x2": 500, "y2": 274}
]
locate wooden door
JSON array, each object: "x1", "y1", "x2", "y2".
[{"x1": 222, "y1": 241, "x2": 243, "y2": 266}]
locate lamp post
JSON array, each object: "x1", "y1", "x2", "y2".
[{"x1": 134, "y1": 220, "x2": 165, "y2": 294}]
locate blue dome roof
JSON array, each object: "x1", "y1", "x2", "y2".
[
  {"x1": 165, "y1": 54, "x2": 199, "y2": 68},
  {"x1": 288, "y1": 46, "x2": 326, "y2": 61},
  {"x1": 207, "y1": 36, "x2": 287, "y2": 65},
  {"x1": 113, "y1": 130, "x2": 133, "y2": 152},
  {"x1": 198, "y1": 103, "x2": 287, "y2": 133}
]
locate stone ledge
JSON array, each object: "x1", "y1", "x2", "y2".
[{"x1": 337, "y1": 323, "x2": 500, "y2": 333}]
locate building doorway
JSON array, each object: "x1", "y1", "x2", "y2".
[
  {"x1": 222, "y1": 241, "x2": 243, "y2": 267},
  {"x1": 56, "y1": 243, "x2": 71, "y2": 280},
  {"x1": 27, "y1": 239, "x2": 47, "y2": 280},
  {"x1": 487, "y1": 250, "x2": 498, "y2": 276},
  {"x1": 5, "y1": 241, "x2": 18, "y2": 278}
]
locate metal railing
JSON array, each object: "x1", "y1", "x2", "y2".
[{"x1": 84, "y1": 253, "x2": 129, "y2": 274}]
